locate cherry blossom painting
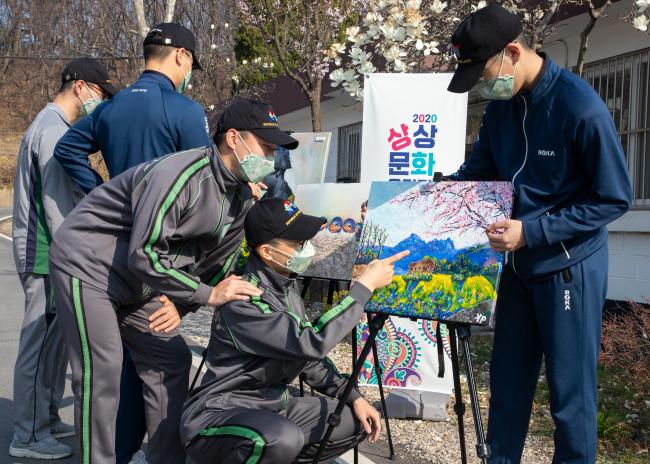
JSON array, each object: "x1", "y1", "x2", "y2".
[{"x1": 355, "y1": 181, "x2": 514, "y2": 326}]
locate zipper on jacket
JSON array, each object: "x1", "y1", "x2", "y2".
[
  {"x1": 545, "y1": 211, "x2": 571, "y2": 259},
  {"x1": 510, "y1": 97, "x2": 528, "y2": 275}
]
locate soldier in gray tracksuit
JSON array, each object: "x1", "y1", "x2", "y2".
[
  {"x1": 181, "y1": 198, "x2": 405, "y2": 463},
  {"x1": 48, "y1": 146, "x2": 252, "y2": 464}
]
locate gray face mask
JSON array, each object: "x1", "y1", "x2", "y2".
[{"x1": 474, "y1": 51, "x2": 516, "y2": 101}]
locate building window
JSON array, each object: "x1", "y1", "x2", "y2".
[
  {"x1": 583, "y1": 48, "x2": 650, "y2": 208},
  {"x1": 337, "y1": 122, "x2": 362, "y2": 182}
]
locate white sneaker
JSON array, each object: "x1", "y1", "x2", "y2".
[
  {"x1": 128, "y1": 450, "x2": 148, "y2": 464},
  {"x1": 8, "y1": 436, "x2": 73, "y2": 459},
  {"x1": 50, "y1": 421, "x2": 76, "y2": 439}
]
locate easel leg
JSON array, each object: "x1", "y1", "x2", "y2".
[
  {"x1": 457, "y1": 325, "x2": 490, "y2": 463},
  {"x1": 312, "y1": 313, "x2": 389, "y2": 464},
  {"x1": 352, "y1": 326, "x2": 359, "y2": 464},
  {"x1": 371, "y1": 336, "x2": 396, "y2": 460},
  {"x1": 190, "y1": 348, "x2": 208, "y2": 391},
  {"x1": 449, "y1": 327, "x2": 468, "y2": 464}
]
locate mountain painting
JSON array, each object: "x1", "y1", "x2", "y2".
[{"x1": 355, "y1": 181, "x2": 514, "y2": 327}]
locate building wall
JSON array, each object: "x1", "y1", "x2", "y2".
[{"x1": 277, "y1": 0, "x2": 650, "y2": 302}]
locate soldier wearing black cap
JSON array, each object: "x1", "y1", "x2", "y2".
[
  {"x1": 447, "y1": 5, "x2": 631, "y2": 463},
  {"x1": 10, "y1": 57, "x2": 115, "y2": 460},
  {"x1": 181, "y1": 198, "x2": 409, "y2": 463},
  {"x1": 47, "y1": 98, "x2": 298, "y2": 464}
]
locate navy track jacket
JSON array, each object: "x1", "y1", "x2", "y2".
[
  {"x1": 54, "y1": 70, "x2": 210, "y2": 193},
  {"x1": 451, "y1": 56, "x2": 631, "y2": 278}
]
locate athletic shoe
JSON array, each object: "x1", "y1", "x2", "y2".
[
  {"x1": 50, "y1": 421, "x2": 76, "y2": 439},
  {"x1": 8, "y1": 436, "x2": 73, "y2": 459}
]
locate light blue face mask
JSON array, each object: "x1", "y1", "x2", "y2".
[
  {"x1": 80, "y1": 83, "x2": 103, "y2": 116},
  {"x1": 270, "y1": 241, "x2": 316, "y2": 274},
  {"x1": 235, "y1": 134, "x2": 276, "y2": 183},
  {"x1": 474, "y1": 51, "x2": 517, "y2": 101}
]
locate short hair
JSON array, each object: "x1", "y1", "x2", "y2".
[
  {"x1": 57, "y1": 79, "x2": 76, "y2": 94},
  {"x1": 143, "y1": 44, "x2": 175, "y2": 63},
  {"x1": 515, "y1": 33, "x2": 530, "y2": 50},
  {"x1": 214, "y1": 130, "x2": 249, "y2": 149}
]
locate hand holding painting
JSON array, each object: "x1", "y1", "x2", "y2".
[{"x1": 486, "y1": 219, "x2": 526, "y2": 252}]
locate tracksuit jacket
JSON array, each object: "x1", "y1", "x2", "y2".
[
  {"x1": 49, "y1": 145, "x2": 251, "y2": 308},
  {"x1": 54, "y1": 70, "x2": 210, "y2": 193},
  {"x1": 180, "y1": 254, "x2": 371, "y2": 446},
  {"x1": 450, "y1": 55, "x2": 631, "y2": 277}
]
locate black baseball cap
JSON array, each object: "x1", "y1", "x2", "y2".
[
  {"x1": 448, "y1": 4, "x2": 522, "y2": 93},
  {"x1": 61, "y1": 58, "x2": 119, "y2": 97},
  {"x1": 214, "y1": 98, "x2": 299, "y2": 150},
  {"x1": 245, "y1": 198, "x2": 326, "y2": 247},
  {"x1": 143, "y1": 23, "x2": 202, "y2": 70}
]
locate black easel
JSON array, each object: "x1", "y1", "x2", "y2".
[
  {"x1": 299, "y1": 278, "x2": 395, "y2": 462},
  {"x1": 313, "y1": 314, "x2": 490, "y2": 464}
]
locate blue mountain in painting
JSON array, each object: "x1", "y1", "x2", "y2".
[{"x1": 381, "y1": 234, "x2": 497, "y2": 274}]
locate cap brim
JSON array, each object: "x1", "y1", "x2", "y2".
[
  {"x1": 278, "y1": 213, "x2": 326, "y2": 242},
  {"x1": 96, "y1": 82, "x2": 119, "y2": 98},
  {"x1": 250, "y1": 128, "x2": 299, "y2": 150},
  {"x1": 447, "y1": 60, "x2": 487, "y2": 93}
]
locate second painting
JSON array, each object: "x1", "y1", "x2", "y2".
[{"x1": 294, "y1": 183, "x2": 369, "y2": 281}]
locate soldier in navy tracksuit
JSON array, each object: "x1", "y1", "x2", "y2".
[
  {"x1": 181, "y1": 199, "x2": 408, "y2": 463},
  {"x1": 447, "y1": 6, "x2": 631, "y2": 464},
  {"x1": 53, "y1": 23, "x2": 211, "y2": 463},
  {"x1": 50, "y1": 100, "x2": 299, "y2": 463}
]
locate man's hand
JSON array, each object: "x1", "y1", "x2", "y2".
[
  {"x1": 356, "y1": 250, "x2": 410, "y2": 292},
  {"x1": 148, "y1": 295, "x2": 181, "y2": 333},
  {"x1": 486, "y1": 219, "x2": 527, "y2": 252},
  {"x1": 352, "y1": 397, "x2": 381, "y2": 443},
  {"x1": 248, "y1": 182, "x2": 268, "y2": 201},
  {"x1": 208, "y1": 275, "x2": 263, "y2": 307}
]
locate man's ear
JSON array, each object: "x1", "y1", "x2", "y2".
[
  {"x1": 505, "y1": 42, "x2": 521, "y2": 66},
  {"x1": 256, "y1": 243, "x2": 272, "y2": 261},
  {"x1": 225, "y1": 129, "x2": 239, "y2": 151}
]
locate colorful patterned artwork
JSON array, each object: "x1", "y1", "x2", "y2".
[
  {"x1": 356, "y1": 315, "x2": 453, "y2": 392},
  {"x1": 355, "y1": 181, "x2": 513, "y2": 327},
  {"x1": 294, "y1": 183, "x2": 370, "y2": 281}
]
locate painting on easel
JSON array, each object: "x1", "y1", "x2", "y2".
[{"x1": 355, "y1": 181, "x2": 514, "y2": 327}]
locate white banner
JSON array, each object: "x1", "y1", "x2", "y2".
[
  {"x1": 360, "y1": 73, "x2": 467, "y2": 183},
  {"x1": 358, "y1": 73, "x2": 467, "y2": 394}
]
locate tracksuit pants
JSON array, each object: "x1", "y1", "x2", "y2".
[
  {"x1": 487, "y1": 245, "x2": 608, "y2": 464},
  {"x1": 12, "y1": 272, "x2": 68, "y2": 443},
  {"x1": 186, "y1": 396, "x2": 367, "y2": 464},
  {"x1": 50, "y1": 266, "x2": 191, "y2": 464}
]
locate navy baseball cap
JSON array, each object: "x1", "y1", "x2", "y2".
[
  {"x1": 214, "y1": 99, "x2": 299, "y2": 150},
  {"x1": 448, "y1": 5, "x2": 522, "y2": 93},
  {"x1": 245, "y1": 198, "x2": 326, "y2": 247},
  {"x1": 144, "y1": 23, "x2": 202, "y2": 70},
  {"x1": 61, "y1": 58, "x2": 119, "y2": 97}
]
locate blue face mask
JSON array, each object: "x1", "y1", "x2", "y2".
[{"x1": 474, "y1": 51, "x2": 516, "y2": 101}]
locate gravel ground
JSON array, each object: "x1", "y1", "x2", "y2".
[{"x1": 180, "y1": 307, "x2": 557, "y2": 463}]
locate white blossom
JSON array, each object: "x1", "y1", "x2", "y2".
[
  {"x1": 633, "y1": 14, "x2": 649, "y2": 31},
  {"x1": 636, "y1": 0, "x2": 650, "y2": 11},
  {"x1": 471, "y1": 1, "x2": 487, "y2": 12},
  {"x1": 210, "y1": 24, "x2": 215, "y2": 30},
  {"x1": 430, "y1": 0, "x2": 447, "y2": 14}
]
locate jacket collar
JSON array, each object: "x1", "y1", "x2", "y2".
[
  {"x1": 246, "y1": 253, "x2": 296, "y2": 293},
  {"x1": 139, "y1": 70, "x2": 176, "y2": 91},
  {"x1": 46, "y1": 103, "x2": 71, "y2": 127},
  {"x1": 520, "y1": 53, "x2": 561, "y2": 108},
  {"x1": 211, "y1": 145, "x2": 245, "y2": 193}
]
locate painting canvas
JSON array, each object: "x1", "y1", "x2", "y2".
[
  {"x1": 294, "y1": 183, "x2": 369, "y2": 281},
  {"x1": 283, "y1": 132, "x2": 331, "y2": 193},
  {"x1": 355, "y1": 181, "x2": 514, "y2": 326},
  {"x1": 356, "y1": 315, "x2": 453, "y2": 392}
]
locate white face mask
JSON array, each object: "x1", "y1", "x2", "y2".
[
  {"x1": 234, "y1": 133, "x2": 275, "y2": 183},
  {"x1": 268, "y1": 241, "x2": 315, "y2": 274}
]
